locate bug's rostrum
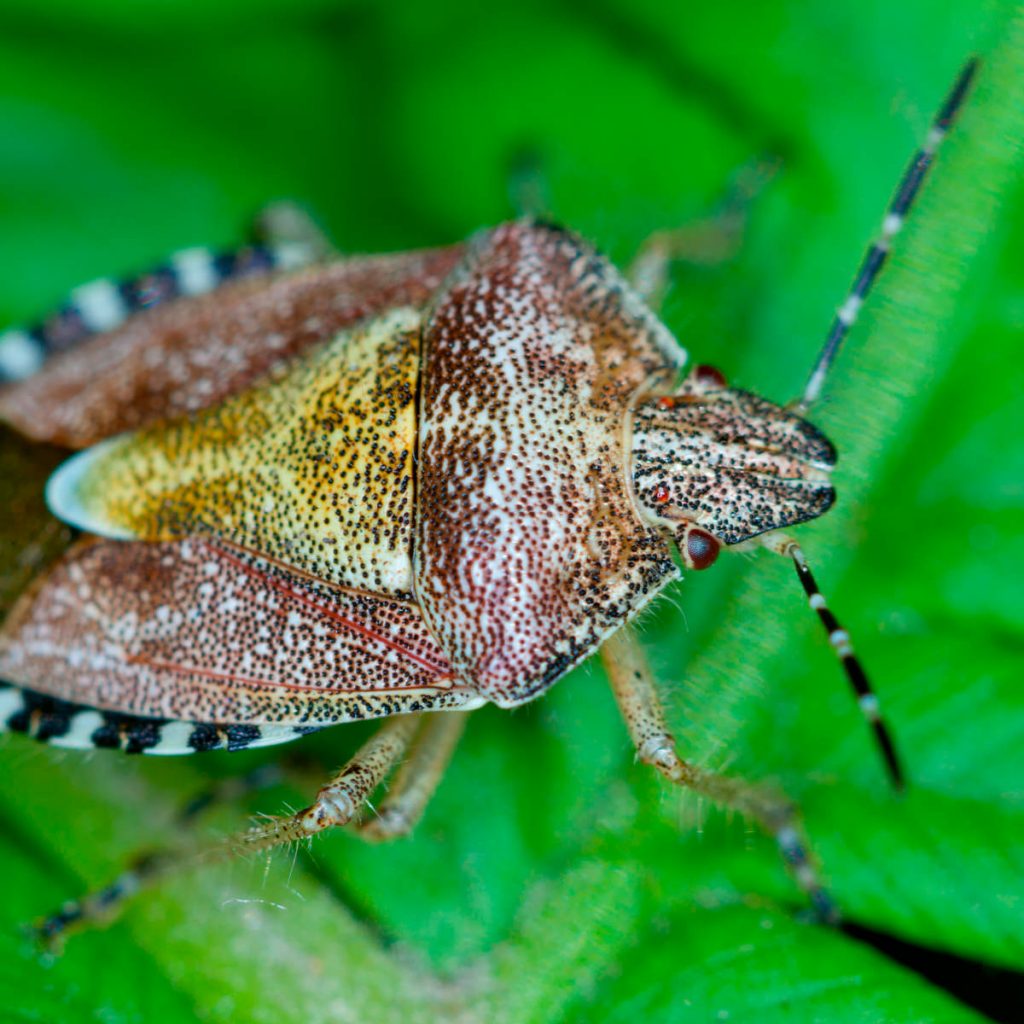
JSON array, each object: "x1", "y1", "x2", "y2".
[{"x1": 629, "y1": 372, "x2": 837, "y2": 551}]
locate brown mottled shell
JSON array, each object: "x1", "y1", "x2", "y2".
[
  {"x1": 0, "y1": 246, "x2": 463, "y2": 448},
  {"x1": 415, "y1": 222, "x2": 685, "y2": 704},
  {"x1": 0, "y1": 538, "x2": 479, "y2": 725},
  {"x1": 4, "y1": 222, "x2": 695, "y2": 723}
]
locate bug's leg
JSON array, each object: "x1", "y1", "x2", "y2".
[
  {"x1": 601, "y1": 624, "x2": 838, "y2": 923},
  {"x1": 797, "y1": 58, "x2": 978, "y2": 411},
  {"x1": 250, "y1": 200, "x2": 336, "y2": 261},
  {"x1": 761, "y1": 532, "x2": 904, "y2": 789},
  {"x1": 220, "y1": 714, "x2": 422, "y2": 854},
  {"x1": 628, "y1": 155, "x2": 779, "y2": 308},
  {"x1": 36, "y1": 715, "x2": 420, "y2": 947},
  {"x1": 357, "y1": 711, "x2": 468, "y2": 842},
  {"x1": 36, "y1": 761, "x2": 291, "y2": 946}
]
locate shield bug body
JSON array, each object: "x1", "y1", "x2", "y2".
[{"x1": 0, "y1": 61, "x2": 977, "y2": 939}]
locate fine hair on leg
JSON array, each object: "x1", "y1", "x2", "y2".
[
  {"x1": 227, "y1": 714, "x2": 421, "y2": 854},
  {"x1": 358, "y1": 711, "x2": 469, "y2": 842},
  {"x1": 36, "y1": 714, "x2": 423, "y2": 947},
  {"x1": 601, "y1": 623, "x2": 838, "y2": 923}
]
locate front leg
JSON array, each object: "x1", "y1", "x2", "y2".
[
  {"x1": 601, "y1": 624, "x2": 836, "y2": 922},
  {"x1": 628, "y1": 156, "x2": 778, "y2": 308}
]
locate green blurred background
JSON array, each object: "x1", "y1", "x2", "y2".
[{"x1": 0, "y1": 1, "x2": 1022, "y2": 1021}]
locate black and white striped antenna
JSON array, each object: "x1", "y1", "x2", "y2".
[
  {"x1": 796, "y1": 58, "x2": 979, "y2": 413},
  {"x1": 779, "y1": 60, "x2": 980, "y2": 791}
]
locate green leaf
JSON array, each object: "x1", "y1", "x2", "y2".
[{"x1": 593, "y1": 903, "x2": 992, "y2": 1024}]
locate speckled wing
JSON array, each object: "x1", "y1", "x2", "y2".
[
  {"x1": 0, "y1": 538, "x2": 481, "y2": 728},
  {"x1": 46, "y1": 307, "x2": 423, "y2": 598},
  {"x1": 0, "y1": 246, "x2": 463, "y2": 448},
  {"x1": 415, "y1": 221, "x2": 686, "y2": 704}
]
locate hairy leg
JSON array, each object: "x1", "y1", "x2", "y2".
[
  {"x1": 601, "y1": 624, "x2": 836, "y2": 922},
  {"x1": 358, "y1": 711, "x2": 469, "y2": 841},
  {"x1": 37, "y1": 714, "x2": 423, "y2": 947}
]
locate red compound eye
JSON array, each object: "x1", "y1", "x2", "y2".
[
  {"x1": 652, "y1": 484, "x2": 671, "y2": 504},
  {"x1": 657, "y1": 395, "x2": 676, "y2": 410},
  {"x1": 685, "y1": 527, "x2": 720, "y2": 570},
  {"x1": 694, "y1": 364, "x2": 727, "y2": 388}
]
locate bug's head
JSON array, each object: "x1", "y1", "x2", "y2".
[{"x1": 629, "y1": 365, "x2": 836, "y2": 570}]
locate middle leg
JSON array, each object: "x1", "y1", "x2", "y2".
[
  {"x1": 357, "y1": 711, "x2": 469, "y2": 842},
  {"x1": 234, "y1": 713, "x2": 421, "y2": 854}
]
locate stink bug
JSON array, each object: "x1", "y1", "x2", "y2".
[{"x1": 0, "y1": 59, "x2": 978, "y2": 942}]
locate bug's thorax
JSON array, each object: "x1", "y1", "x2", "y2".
[{"x1": 627, "y1": 365, "x2": 837, "y2": 568}]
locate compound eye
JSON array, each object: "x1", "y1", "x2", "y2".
[
  {"x1": 684, "y1": 527, "x2": 720, "y2": 570},
  {"x1": 693, "y1": 364, "x2": 727, "y2": 388}
]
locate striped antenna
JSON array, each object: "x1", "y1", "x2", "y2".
[
  {"x1": 787, "y1": 542, "x2": 904, "y2": 790},
  {"x1": 797, "y1": 58, "x2": 979, "y2": 412}
]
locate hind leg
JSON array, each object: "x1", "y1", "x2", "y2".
[
  {"x1": 36, "y1": 714, "x2": 425, "y2": 947},
  {"x1": 36, "y1": 760, "x2": 288, "y2": 945}
]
